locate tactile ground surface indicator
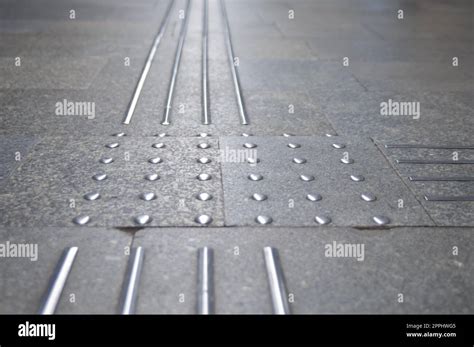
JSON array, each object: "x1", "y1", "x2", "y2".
[
  {"x1": 0, "y1": 0, "x2": 473, "y2": 314},
  {"x1": 0, "y1": 136, "x2": 225, "y2": 227},
  {"x1": 378, "y1": 143, "x2": 474, "y2": 226},
  {"x1": 221, "y1": 136, "x2": 434, "y2": 227},
  {"x1": 1, "y1": 227, "x2": 472, "y2": 314},
  {"x1": 1, "y1": 135, "x2": 438, "y2": 228}
]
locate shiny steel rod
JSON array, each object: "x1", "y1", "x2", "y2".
[
  {"x1": 123, "y1": 1, "x2": 174, "y2": 125},
  {"x1": 424, "y1": 195, "x2": 474, "y2": 202},
  {"x1": 263, "y1": 247, "x2": 290, "y2": 314},
  {"x1": 397, "y1": 159, "x2": 474, "y2": 164},
  {"x1": 197, "y1": 247, "x2": 214, "y2": 314},
  {"x1": 119, "y1": 247, "x2": 144, "y2": 314},
  {"x1": 220, "y1": 0, "x2": 248, "y2": 125},
  {"x1": 385, "y1": 144, "x2": 474, "y2": 149},
  {"x1": 162, "y1": 0, "x2": 191, "y2": 125},
  {"x1": 202, "y1": 0, "x2": 210, "y2": 125},
  {"x1": 409, "y1": 176, "x2": 474, "y2": 182},
  {"x1": 38, "y1": 247, "x2": 78, "y2": 314}
]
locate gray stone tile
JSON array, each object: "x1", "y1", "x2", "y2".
[
  {"x1": 0, "y1": 0, "x2": 472, "y2": 315},
  {"x1": 0, "y1": 136, "x2": 225, "y2": 227},
  {"x1": 378, "y1": 143, "x2": 474, "y2": 226},
  {"x1": 236, "y1": 91, "x2": 336, "y2": 136},
  {"x1": 363, "y1": 11, "x2": 473, "y2": 41},
  {"x1": 133, "y1": 226, "x2": 474, "y2": 314},
  {"x1": 0, "y1": 0, "x2": 169, "y2": 35},
  {"x1": 0, "y1": 56, "x2": 106, "y2": 90},
  {"x1": 306, "y1": 38, "x2": 473, "y2": 64},
  {"x1": 0, "y1": 227, "x2": 132, "y2": 314},
  {"x1": 0, "y1": 89, "x2": 130, "y2": 136},
  {"x1": 314, "y1": 90, "x2": 474, "y2": 143},
  {"x1": 232, "y1": 38, "x2": 314, "y2": 60},
  {"x1": 275, "y1": 17, "x2": 379, "y2": 40},
  {"x1": 119, "y1": 37, "x2": 334, "y2": 136},
  {"x1": 238, "y1": 59, "x2": 365, "y2": 94},
  {"x1": 0, "y1": 135, "x2": 38, "y2": 186},
  {"x1": 0, "y1": 0, "x2": 159, "y2": 21},
  {"x1": 221, "y1": 136, "x2": 433, "y2": 227},
  {"x1": 133, "y1": 227, "x2": 270, "y2": 314},
  {"x1": 0, "y1": 32, "x2": 150, "y2": 58},
  {"x1": 350, "y1": 61, "x2": 473, "y2": 93}
]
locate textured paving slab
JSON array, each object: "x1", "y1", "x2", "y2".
[
  {"x1": 0, "y1": 0, "x2": 335, "y2": 138},
  {"x1": 0, "y1": 136, "x2": 224, "y2": 227},
  {"x1": 221, "y1": 136, "x2": 433, "y2": 227},
  {"x1": 2, "y1": 225, "x2": 471, "y2": 314},
  {"x1": 378, "y1": 143, "x2": 474, "y2": 226},
  {"x1": 0, "y1": 0, "x2": 472, "y2": 316},
  {"x1": 0, "y1": 227, "x2": 132, "y2": 314},
  {"x1": 0, "y1": 0, "x2": 175, "y2": 137},
  {"x1": 133, "y1": 226, "x2": 474, "y2": 314}
]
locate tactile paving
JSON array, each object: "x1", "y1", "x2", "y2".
[
  {"x1": 0, "y1": 227, "x2": 131, "y2": 314},
  {"x1": 0, "y1": 136, "x2": 224, "y2": 227},
  {"x1": 131, "y1": 226, "x2": 474, "y2": 314},
  {"x1": 378, "y1": 143, "x2": 474, "y2": 226},
  {"x1": 221, "y1": 136, "x2": 434, "y2": 227}
]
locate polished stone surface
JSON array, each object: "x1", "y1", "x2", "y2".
[{"x1": 0, "y1": 0, "x2": 472, "y2": 313}]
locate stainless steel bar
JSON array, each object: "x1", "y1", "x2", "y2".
[
  {"x1": 38, "y1": 247, "x2": 78, "y2": 314},
  {"x1": 202, "y1": 0, "x2": 210, "y2": 125},
  {"x1": 409, "y1": 176, "x2": 474, "y2": 182},
  {"x1": 220, "y1": 0, "x2": 248, "y2": 125},
  {"x1": 122, "y1": 1, "x2": 174, "y2": 125},
  {"x1": 161, "y1": 0, "x2": 191, "y2": 125},
  {"x1": 424, "y1": 195, "x2": 474, "y2": 201},
  {"x1": 385, "y1": 144, "x2": 474, "y2": 149},
  {"x1": 119, "y1": 247, "x2": 144, "y2": 315},
  {"x1": 396, "y1": 159, "x2": 474, "y2": 164},
  {"x1": 263, "y1": 247, "x2": 290, "y2": 314},
  {"x1": 197, "y1": 247, "x2": 214, "y2": 314}
]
